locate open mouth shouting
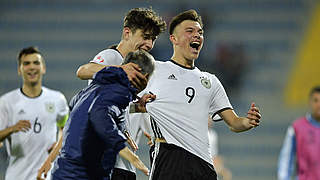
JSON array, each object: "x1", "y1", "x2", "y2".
[{"x1": 190, "y1": 42, "x2": 201, "y2": 51}]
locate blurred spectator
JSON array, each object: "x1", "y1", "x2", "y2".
[
  {"x1": 278, "y1": 86, "x2": 320, "y2": 180},
  {"x1": 214, "y1": 42, "x2": 248, "y2": 96}
]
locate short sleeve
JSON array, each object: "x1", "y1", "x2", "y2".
[
  {"x1": 88, "y1": 49, "x2": 123, "y2": 85},
  {"x1": 90, "y1": 49, "x2": 123, "y2": 66},
  {"x1": 208, "y1": 75, "x2": 233, "y2": 119},
  {"x1": 56, "y1": 93, "x2": 69, "y2": 127},
  {"x1": 0, "y1": 97, "x2": 10, "y2": 130}
]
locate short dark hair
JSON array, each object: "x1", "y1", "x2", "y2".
[
  {"x1": 310, "y1": 86, "x2": 320, "y2": 97},
  {"x1": 17, "y1": 46, "x2": 43, "y2": 65},
  {"x1": 122, "y1": 50, "x2": 155, "y2": 78},
  {"x1": 169, "y1": 9, "x2": 203, "y2": 35},
  {"x1": 124, "y1": 7, "x2": 166, "y2": 38}
]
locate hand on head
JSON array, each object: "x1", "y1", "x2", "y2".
[{"x1": 120, "y1": 63, "x2": 148, "y2": 92}]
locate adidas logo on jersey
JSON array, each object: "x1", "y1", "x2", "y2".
[
  {"x1": 168, "y1": 74, "x2": 177, "y2": 80},
  {"x1": 18, "y1": 109, "x2": 25, "y2": 115}
]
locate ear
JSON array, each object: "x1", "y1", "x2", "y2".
[
  {"x1": 17, "y1": 65, "x2": 21, "y2": 76},
  {"x1": 123, "y1": 27, "x2": 131, "y2": 40},
  {"x1": 42, "y1": 63, "x2": 46, "y2": 75},
  {"x1": 169, "y1": 34, "x2": 178, "y2": 45}
]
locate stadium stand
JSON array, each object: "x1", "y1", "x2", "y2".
[{"x1": 0, "y1": 0, "x2": 317, "y2": 179}]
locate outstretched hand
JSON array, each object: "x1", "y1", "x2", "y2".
[
  {"x1": 246, "y1": 102, "x2": 261, "y2": 128},
  {"x1": 120, "y1": 63, "x2": 147, "y2": 92}
]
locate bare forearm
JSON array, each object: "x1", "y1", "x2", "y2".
[
  {"x1": 76, "y1": 63, "x2": 109, "y2": 80},
  {"x1": 119, "y1": 146, "x2": 138, "y2": 163},
  {"x1": 37, "y1": 135, "x2": 63, "y2": 179},
  {"x1": 229, "y1": 117, "x2": 252, "y2": 133},
  {"x1": 119, "y1": 146, "x2": 149, "y2": 175},
  {"x1": 221, "y1": 168, "x2": 232, "y2": 180},
  {"x1": 0, "y1": 127, "x2": 13, "y2": 142},
  {"x1": 50, "y1": 135, "x2": 63, "y2": 162},
  {"x1": 220, "y1": 109, "x2": 259, "y2": 133}
]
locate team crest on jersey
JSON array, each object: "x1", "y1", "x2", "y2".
[
  {"x1": 45, "y1": 102, "x2": 55, "y2": 113},
  {"x1": 200, "y1": 77, "x2": 211, "y2": 89}
]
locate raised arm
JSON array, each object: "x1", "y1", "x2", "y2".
[
  {"x1": 76, "y1": 62, "x2": 147, "y2": 91},
  {"x1": 220, "y1": 103, "x2": 261, "y2": 133}
]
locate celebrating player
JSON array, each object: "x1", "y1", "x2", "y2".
[{"x1": 144, "y1": 9, "x2": 261, "y2": 180}]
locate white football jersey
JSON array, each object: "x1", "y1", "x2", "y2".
[
  {"x1": 0, "y1": 87, "x2": 69, "y2": 180},
  {"x1": 88, "y1": 48, "x2": 123, "y2": 85},
  {"x1": 89, "y1": 48, "x2": 152, "y2": 173},
  {"x1": 146, "y1": 60, "x2": 232, "y2": 164}
]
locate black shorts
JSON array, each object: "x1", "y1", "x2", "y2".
[
  {"x1": 111, "y1": 168, "x2": 136, "y2": 180},
  {"x1": 150, "y1": 143, "x2": 217, "y2": 180}
]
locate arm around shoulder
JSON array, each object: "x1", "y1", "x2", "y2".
[{"x1": 76, "y1": 63, "x2": 109, "y2": 80}]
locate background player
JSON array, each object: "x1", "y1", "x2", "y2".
[
  {"x1": 278, "y1": 86, "x2": 320, "y2": 180},
  {"x1": 0, "y1": 46, "x2": 69, "y2": 180}
]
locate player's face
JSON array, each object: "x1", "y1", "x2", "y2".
[
  {"x1": 18, "y1": 53, "x2": 46, "y2": 86},
  {"x1": 310, "y1": 92, "x2": 320, "y2": 119},
  {"x1": 129, "y1": 29, "x2": 156, "y2": 52},
  {"x1": 171, "y1": 20, "x2": 204, "y2": 61}
]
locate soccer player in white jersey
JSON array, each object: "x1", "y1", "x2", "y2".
[
  {"x1": 37, "y1": 8, "x2": 166, "y2": 180},
  {"x1": 142, "y1": 10, "x2": 261, "y2": 180},
  {"x1": 77, "y1": 8, "x2": 165, "y2": 180},
  {"x1": 0, "y1": 46, "x2": 69, "y2": 180}
]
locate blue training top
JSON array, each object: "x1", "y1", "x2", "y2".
[{"x1": 52, "y1": 67, "x2": 136, "y2": 180}]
